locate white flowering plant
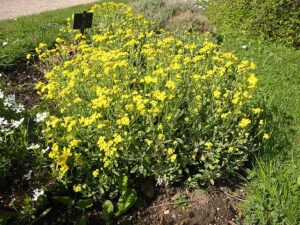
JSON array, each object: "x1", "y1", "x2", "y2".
[
  {"x1": 0, "y1": 84, "x2": 27, "y2": 180},
  {"x1": 0, "y1": 84, "x2": 48, "y2": 183}
]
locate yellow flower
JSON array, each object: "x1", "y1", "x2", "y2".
[
  {"x1": 252, "y1": 108, "x2": 262, "y2": 114},
  {"x1": 158, "y1": 134, "x2": 165, "y2": 140},
  {"x1": 70, "y1": 139, "x2": 80, "y2": 148},
  {"x1": 26, "y1": 53, "x2": 31, "y2": 60},
  {"x1": 170, "y1": 154, "x2": 177, "y2": 162},
  {"x1": 144, "y1": 76, "x2": 158, "y2": 84},
  {"x1": 239, "y1": 118, "x2": 251, "y2": 128},
  {"x1": 55, "y1": 37, "x2": 63, "y2": 43},
  {"x1": 228, "y1": 147, "x2": 234, "y2": 153},
  {"x1": 145, "y1": 139, "x2": 153, "y2": 145},
  {"x1": 157, "y1": 124, "x2": 163, "y2": 130},
  {"x1": 165, "y1": 80, "x2": 176, "y2": 89},
  {"x1": 248, "y1": 74, "x2": 258, "y2": 89},
  {"x1": 92, "y1": 169, "x2": 99, "y2": 177},
  {"x1": 73, "y1": 184, "x2": 82, "y2": 192},
  {"x1": 113, "y1": 134, "x2": 123, "y2": 144},
  {"x1": 117, "y1": 116, "x2": 130, "y2": 126},
  {"x1": 205, "y1": 142, "x2": 213, "y2": 149},
  {"x1": 167, "y1": 148, "x2": 174, "y2": 155},
  {"x1": 259, "y1": 120, "x2": 264, "y2": 125},
  {"x1": 200, "y1": 155, "x2": 206, "y2": 161},
  {"x1": 263, "y1": 133, "x2": 270, "y2": 140},
  {"x1": 213, "y1": 90, "x2": 221, "y2": 98},
  {"x1": 153, "y1": 90, "x2": 166, "y2": 101}
]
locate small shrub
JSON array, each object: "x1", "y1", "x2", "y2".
[
  {"x1": 205, "y1": 0, "x2": 300, "y2": 47},
  {"x1": 35, "y1": 2, "x2": 268, "y2": 211},
  {"x1": 130, "y1": 0, "x2": 215, "y2": 33},
  {"x1": 166, "y1": 11, "x2": 215, "y2": 33}
]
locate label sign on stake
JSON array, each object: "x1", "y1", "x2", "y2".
[{"x1": 73, "y1": 11, "x2": 93, "y2": 34}]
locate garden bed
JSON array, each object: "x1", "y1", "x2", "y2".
[{"x1": 3, "y1": 1, "x2": 295, "y2": 225}]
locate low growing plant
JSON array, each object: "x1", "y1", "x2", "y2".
[
  {"x1": 0, "y1": 83, "x2": 27, "y2": 181},
  {"x1": 34, "y1": 2, "x2": 269, "y2": 214}
]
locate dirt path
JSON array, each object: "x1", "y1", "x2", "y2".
[{"x1": 0, "y1": 0, "x2": 97, "y2": 20}]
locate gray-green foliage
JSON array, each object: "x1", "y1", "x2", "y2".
[{"x1": 129, "y1": 0, "x2": 195, "y2": 28}]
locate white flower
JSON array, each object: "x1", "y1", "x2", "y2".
[
  {"x1": 11, "y1": 118, "x2": 24, "y2": 129},
  {"x1": 0, "y1": 72, "x2": 3, "y2": 78},
  {"x1": 14, "y1": 104, "x2": 25, "y2": 113},
  {"x1": 2, "y1": 41, "x2": 8, "y2": 46},
  {"x1": 4, "y1": 94, "x2": 16, "y2": 108},
  {"x1": 3, "y1": 94, "x2": 25, "y2": 113},
  {"x1": 0, "y1": 90, "x2": 4, "y2": 99},
  {"x1": 0, "y1": 117, "x2": 8, "y2": 127},
  {"x1": 35, "y1": 112, "x2": 48, "y2": 123},
  {"x1": 27, "y1": 143, "x2": 40, "y2": 150},
  {"x1": 242, "y1": 45, "x2": 248, "y2": 49},
  {"x1": 42, "y1": 146, "x2": 50, "y2": 154},
  {"x1": 24, "y1": 170, "x2": 32, "y2": 180},
  {"x1": 32, "y1": 188, "x2": 45, "y2": 201}
]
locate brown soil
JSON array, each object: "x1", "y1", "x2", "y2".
[
  {"x1": 1, "y1": 64, "x2": 44, "y2": 108},
  {"x1": 117, "y1": 185, "x2": 244, "y2": 225}
]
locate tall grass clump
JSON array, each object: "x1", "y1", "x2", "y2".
[{"x1": 33, "y1": 2, "x2": 269, "y2": 211}]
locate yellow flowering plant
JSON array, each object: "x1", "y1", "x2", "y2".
[{"x1": 34, "y1": 2, "x2": 268, "y2": 207}]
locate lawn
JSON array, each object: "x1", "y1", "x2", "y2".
[{"x1": 0, "y1": 0, "x2": 299, "y2": 224}]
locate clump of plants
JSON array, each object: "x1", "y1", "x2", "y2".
[
  {"x1": 205, "y1": 0, "x2": 300, "y2": 47},
  {"x1": 129, "y1": 0, "x2": 215, "y2": 33},
  {"x1": 34, "y1": 2, "x2": 268, "y2": 216},
  {"x1": 0, "y1": 82, "x2": 27, "y2": 183},
  {"x1": 0, "y1": 79, "x2": 50, "y2": 224}
]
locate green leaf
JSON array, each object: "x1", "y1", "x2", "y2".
[
  {"x1": 52, "y1": 196, "x2": 75, "y2": 206},
  {"x1": 117, "y1": 174, "x2": 128, "y2": 196},
  {"x1": 0, "y1": 218, "x2": 7, "y2": 225},
  {"x1": 102, "y1": 200, "x2": 114, "y2": 215},
  {"x1": 77, "y1": 199, "x2": 93, "y2": 209},
  {"x1": 175, "y1": 138, "x2": 184, "y2": 144},
  {"x1": 115, "y1": 189, "x2": 137, "y2": 217},
  {"x1": 297, "y1": 175, "x2": 300, "y2": 186},
  {"x1": 75, "y1": 215, "x2": 87, "y2": 225}
]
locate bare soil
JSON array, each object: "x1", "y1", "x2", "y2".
[
  {"x1": 117, "y1": 185, "x2": 244, "y2": 225},
  {"x1": 2, "y1": 64, "x2": 43, "y2": 108}
]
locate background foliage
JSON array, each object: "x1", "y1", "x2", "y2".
[{"x1": 205, "y1": 0, "x2": 300, "y2": 48}]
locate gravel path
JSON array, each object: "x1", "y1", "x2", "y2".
[{"x1": 0, "y1": 0, "x2": 97, "y2": 20}]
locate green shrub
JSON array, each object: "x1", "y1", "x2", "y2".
[
  {"x1": 205, "y1": 0, "x2": 300, "y2": 47},
  {"x1": 35, "y1": 2, "x2": 268, "y2": 209}
]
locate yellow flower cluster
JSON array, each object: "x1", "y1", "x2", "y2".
[{"x1": 34, "y1": 2, "x2": 267, "y2": 193}]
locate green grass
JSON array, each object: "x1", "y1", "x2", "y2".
[
  {"x1": 211, "y1": 27, "x2": 300, "y2": 224},
  {"x1": 0, "y1": 0, "x2": 130, "y2": 68}
]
